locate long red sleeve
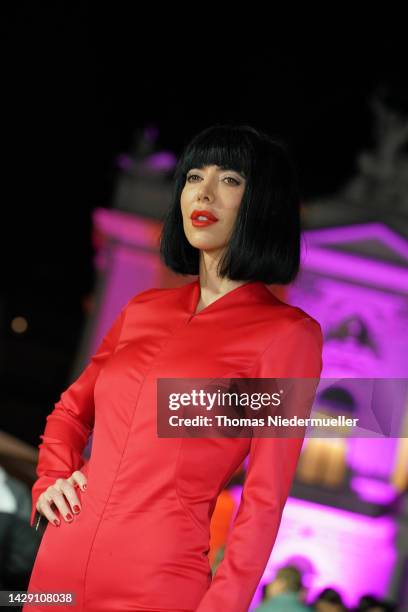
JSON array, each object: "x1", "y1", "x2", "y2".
[
  {"x1": 30, "y1": 302, "x2": 128, "y2": 528},
  {"x1": 196, "y1": 317, "x2": 323, "y2": 612}
]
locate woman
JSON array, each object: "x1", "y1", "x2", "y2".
[{"x1": 24, "y1": 124, "x2": 323, "y2": 611}]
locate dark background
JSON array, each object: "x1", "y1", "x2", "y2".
[{"x1": 1, "y1": 4, "x2": 407, "y2": 445}]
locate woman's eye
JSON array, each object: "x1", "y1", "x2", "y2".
[{"x1": 186, "y1": 175, "x2": 240, "y2": 185}]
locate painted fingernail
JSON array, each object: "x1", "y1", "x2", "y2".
[
  {"x1": 53, "y1": 519, "x2": 60, "y2": 526},
  {"x1": 65, "y1": 513, "x2": 73, "y2": 521},
  {"x1": 82, "y1": 484, "x2": 87, "y2": 490},
  {"x1": 73, "y1": 505, "x2": 81, "y2": 513}
]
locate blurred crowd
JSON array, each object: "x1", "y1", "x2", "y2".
[{"x1": 254, "y1": 566, "x2": 397, "y2": 612}]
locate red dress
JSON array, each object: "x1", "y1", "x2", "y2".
[{"x1": 24, "y1": 279, "x2": 323, "y2": 611}]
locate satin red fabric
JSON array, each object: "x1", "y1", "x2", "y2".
[{"x1": 24, "y1": 279, "x2": 323, "y2": 611}]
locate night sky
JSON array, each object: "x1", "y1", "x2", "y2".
[{"x1": 2, "y1": 4, "x2": 406, "y2": 444}]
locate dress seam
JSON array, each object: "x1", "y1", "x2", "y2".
[{"x1": 174, "y1": 438, "x2": 209, "y2": 538}]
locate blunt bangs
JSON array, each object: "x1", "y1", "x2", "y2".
[{"x1": 174, "y1": 125, "x2": 255, "y2": 184}]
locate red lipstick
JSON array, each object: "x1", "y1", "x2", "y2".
[{"x1": 190, "y1": 209, "x2": 218, "y2": 227}]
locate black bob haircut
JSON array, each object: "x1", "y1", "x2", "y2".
[{"x1": 159, "y1": 123, "x2": 302, "y2": 285}]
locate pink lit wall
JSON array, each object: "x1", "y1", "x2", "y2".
[
  {"x1": 88, "y1": 208, "x2": 194, "y2": 356},
  {"x1": 250, "y1": 497, "x2": 397, "y2": 609}
]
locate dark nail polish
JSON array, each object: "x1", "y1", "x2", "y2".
[
  {"x1": 66, "y1": 513, "x2": 73, "y2": 521},
  {"x1": 53, "y1": 519, "x2": 60, "y2": 526},
  {"x1": 73, "y1": 505, "x2": 81, "y2": 513},
  {"x1": 82, "y1": 484, "x2": 87, "y2": 490}
]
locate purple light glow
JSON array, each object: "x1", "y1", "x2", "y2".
[
  {"x1": 350, "y1": 475, "x2": 399, "y2": 505},
  {"x1": 302, "y1": 245, "x2": 408, "y2": 292},
  {"x1": 141, "y1": 151, "x2": 177, "y2": 172},
  {"x1": 90, "y1": 209, "x2": 164, "y2": 356},
  {"x1": 301, "y1": 222, "x2": 408, "y2": 293},
  {"x1": 304, "y1": 222, "x2": 408, "y2": 260},
  {"x1": 93, "y1": 207, "x2": 161, "y2": 252},
  {"x1": 249, "y1": 496, "x2": 397, "y2": 610},
  {"x1": 115, "y1": 153, "x2": 134, "y2": 171}
]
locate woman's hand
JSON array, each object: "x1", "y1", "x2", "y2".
[{"x1": 35, "y1": 470, "x2": 87, "y2": 527}]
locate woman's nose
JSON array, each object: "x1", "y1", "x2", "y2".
[{"x1": 197, "y1": 184, "x2": 213, "y2": 201}]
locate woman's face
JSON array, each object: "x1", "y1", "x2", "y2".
[{"x1": 180, "y1": 164, "x2": 246, "y2": 255}]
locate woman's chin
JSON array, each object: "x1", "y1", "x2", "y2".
[
  {"x1": 190, "y1": 240, "x2": 223, "y2": 256},
  {"x1": 186, "y1": 237, "x2": 224, "y2": 252}
]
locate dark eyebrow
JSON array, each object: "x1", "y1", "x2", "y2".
[
  {"x1": 218, "y1": 166, "x2": 247, "y2": 179},
  {"x1": 188, "y1": 165, "x2": 246, "y2": 179}
]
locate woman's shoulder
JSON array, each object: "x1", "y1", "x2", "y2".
[
  {"x1": 128, "y1": 285, "x2": 170, "y2": 303},
  {"x1": 260, "y1": 286, "x2": 322, "y2": 334},
  {"x1": 123, "y1": 281, "x2": 194, "y2": 310}
]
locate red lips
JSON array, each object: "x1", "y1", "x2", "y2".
[{"x1": 190, "y1": 209, "x2": 218, "y2": 222}]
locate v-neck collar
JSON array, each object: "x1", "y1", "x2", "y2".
[{"x1": 187, "y1": 277, "x2": 273, "y2": 317}]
